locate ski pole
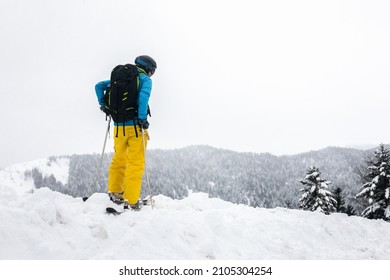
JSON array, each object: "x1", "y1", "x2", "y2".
[
  {"x1": 141, "y1": 127, "x2": 153, "y2": 209},
  {"x1": 94, "y1": 116, "x2": 111, "y2": 188}
]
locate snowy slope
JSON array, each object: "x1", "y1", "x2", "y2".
[
  {"x1": 0, "y1": 157, "x2": 69, "y2": 193},
  {"x1": 1, "y1": 161, "x2": 390, "y2": 260}
]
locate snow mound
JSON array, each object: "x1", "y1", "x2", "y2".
[{"x1": 1, "y1": 184, "x2": 390, "y2": 260}]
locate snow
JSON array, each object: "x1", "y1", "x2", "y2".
[
  {"x1": 1, "y1": 161, "x2": 390, "y2": 260},
  {"x1": 0, "y1": 157, "x2": 69, "y2": 191}
]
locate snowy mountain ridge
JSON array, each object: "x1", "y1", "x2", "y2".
[
  {"x1": 1, "y1": 159, "x2": 390, "y2": 259},
  {"x1": 9, "y1": 145, "x2": 374, "y2": 211}
]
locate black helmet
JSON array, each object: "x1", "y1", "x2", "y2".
[{"x1": 135, "y1": 55, "x2": 157, "y2": 74}]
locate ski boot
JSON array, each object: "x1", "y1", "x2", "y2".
[
  {"x1": 124, "y1": 200, "x2": 142, "y2": 211},
  {"x1": 108, "y1": 192, "x2": 124, "y2": 205}
]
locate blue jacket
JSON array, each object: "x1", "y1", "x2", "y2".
[{"x1": 95, "y1": 67, "x2": 152, "y2": 126}]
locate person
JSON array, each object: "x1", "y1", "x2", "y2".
[{"x1": 95, "y1": 55, "x2": 157, "y2": 210}]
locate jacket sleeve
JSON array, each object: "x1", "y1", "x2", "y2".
[
  {"x1": 95, "y1": 80, "x2": 110, "y2": 106},
  {"x1": 137, "y1": 76, "x2": 152, "y2": 120}
]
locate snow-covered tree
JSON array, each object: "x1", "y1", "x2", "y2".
[
  {"x1": 299, "y1": 167, "x2": 336, "y2": 214},
  {"x1": 356, "y1": 144, "x2": 390, "y2": 220}
]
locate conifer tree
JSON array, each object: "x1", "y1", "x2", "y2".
[
  {"x1": 345, "y1": 205, "x2": 357, "y2": 216},
  {"x1": 299, "y1": 166, "x2": 336, "y2": 214},
  {"x1": 333, "y1": 187, "x2": 346, "y2": 213},
  {"x1": 284, "y1": 200, "x2": 293, "y2": 209},
  {"x1": 356, "y1": 144, "x2": 390, "y2": 220},
  {"x1": 333, "y1": 187, "x2": 357, "y2": 216}
]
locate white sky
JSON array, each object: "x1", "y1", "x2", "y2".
[{"x1": 1, "y1": 0, "x2": 390, "y2": 168}]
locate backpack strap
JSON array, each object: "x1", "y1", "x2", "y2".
[
  {"x1": 129, "y1": 117, "x2": 136, "y2": 138},
  {"x1": 114, "y1": 123, "x2": 126, "y2": 137}
]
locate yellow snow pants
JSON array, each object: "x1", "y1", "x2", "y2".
[{"x1": 107, "y1": 126, "x2": 148, "y2": 204}]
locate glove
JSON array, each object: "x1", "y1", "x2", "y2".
[
  {"x1": 100, "y1": 105, "x2": 110, "y2": 115},
  {"x1": 138, "y1": 119, "x2": 149, "y2": 130}
]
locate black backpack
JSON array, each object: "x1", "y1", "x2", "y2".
[{"x1": 103, "y1": 64, "x2": 139, "y2": 124}]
